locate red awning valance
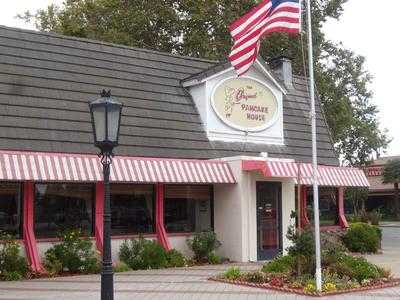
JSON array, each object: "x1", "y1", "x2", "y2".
[
  {"x1": 0, "y1": 151, "x2": 236, "y2": 184},
  {"x1": 242, "y1": 159, "x2": 369, "y2": 187},
  {"x1": 242, "y1": 159, "x2": 298, "y2": 178}
]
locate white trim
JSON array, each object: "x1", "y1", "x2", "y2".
[
  {"x1": 182, "y1": 66, "x2": 235, "y2": 87},
  {"x1": 255, "y1": 60, "x2": 287, "y2": 95},
  {"x1": 182, "y1": 59, "x2": 287, "y2": 95}
]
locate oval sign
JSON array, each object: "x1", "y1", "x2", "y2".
[{"x1": 211, "y1": 77, "x2": 279, "y2": 132}]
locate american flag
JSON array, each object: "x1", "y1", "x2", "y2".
[{"x1": 229, "y1": 0, "x2": 301, "y2": 76}]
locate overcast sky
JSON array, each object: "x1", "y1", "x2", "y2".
[{"x1": 1, "y1": 0, "x2": 399, "y2": 157}]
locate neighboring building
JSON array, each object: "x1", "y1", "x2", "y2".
[
  {"x1": 365, "y1": 156, "x2": 400, "y2": 214},
  {"x1": 0, "y1": 25, "x2": 368, "y2": 272}
]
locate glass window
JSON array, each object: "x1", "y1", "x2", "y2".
[
  {"x1": 110, "y1": 184, "x2": 154, "y2": 235},
  {"x1": 306, "y1": 187, "x2": 338, "y2": 226},
  {"x1": 165, "y1": 185, "x2": 213, "y2": 233},
  {"x1": 0, "y1": 183, "x2": 22, "y2": 237},
  {"x1": 34, "y1": 184, "x2": 94, "y2": 238}
]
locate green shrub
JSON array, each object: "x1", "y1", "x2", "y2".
[
  {"x1": 342, "y1": 223, "x2": 381, "y2": 253},
  {"x1": 120, "y1": 237, "x2": 176, "y2": 270},
  {"x1": 368, "y1": 210, "x2": 382, "y2": 225},
  {"x1": 262, "y1": 255, "x2": 294, "y2": 274},
  {"x1": 333, "y1": 254, "x2": 382, "y2": 283},
  {"x1": 44, "y1": 229, "x2": 100, "y2": 274},
  {"x1": 113, "y1": 262, "x2": 131, "y2": 273},
  {"x1": 3, "y1": 271, "x2": 23, "y2": 281},
  {"x1": 166, "y1": 249, "x2": 186, "y2": 267},
  {"x1": 186, "y1": 231, "x2": 221, "y2": 262},
  {"x1": 287, "y1": 226, "x2": 314, "y2": 258},
  {"x1": 207, "y1": 253, "x2": 222, "y2": 265},
  {"x1": 286, "y1": 226, "x2": 315, "y2": 275},
  {"x1": 223, "y1": 267, "x2": 241, "y2": 280},
  {"x1": 0, "y1": 232, "x2": 29, "y2": 281},
  {"x1": 242, "y1": 271, "x2": 266, "y2": 283}
]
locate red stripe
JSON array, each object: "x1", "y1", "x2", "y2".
[
  {"x1": 230, "y1": 47, "x2": 258, "y2": 74},
  {"x1": 232, "y1": 13, "x2": 299, "y2": 52},
  {"x1": 229, "y1": 0, "x2": 271, "y2": 32}
]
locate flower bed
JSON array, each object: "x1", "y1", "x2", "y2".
[
  {"x1": 211, "y1": 224, "x2": 397, "y2": 296},
  {"x1": 210, "y1": 276, "x2": 400, "y2": 297}
]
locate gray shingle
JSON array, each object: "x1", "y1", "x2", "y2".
[{"x1": 0, "y1": 25, "x2": 338, "y2": 166}]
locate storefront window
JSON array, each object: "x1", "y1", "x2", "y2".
[
  {"x1": 307, "y1": 187, "x2": 339, "y2": 226},
  {"x1": 110, "y1": 184, "x2": 155, "y2": 235},
  {"x1": 0, "y1": 183, "x2": 22, "y2": 237},
  {"x1": 165, "y1": 185, "x2": 213, "y2": 233},
  {"x1": 34, "y1": 184, "x2": 94, "y2": 238}
]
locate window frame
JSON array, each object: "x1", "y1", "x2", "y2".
[
  {"x1": 0, "y1": 182, "x2": 23, "y2": 239},
  {"x1": 110, "y1": 183, "x2": 156, "y2": 237},
  {"x1": 306, "y1": 186, "x2": 339, "y2": 226},
  {"x1": 34, "y1": 182, "x2": 96, "y2": 239},
  {"x1": 164, "y1": 184, "x2": 214, "y2": 234}
]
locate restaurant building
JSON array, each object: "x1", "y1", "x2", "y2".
[
  {"x1": 365, "y1": 156, "x2": 400, "y2": 213},
  {"x1": 0, "y1": 26, "x2": 368, "y2": 272}
]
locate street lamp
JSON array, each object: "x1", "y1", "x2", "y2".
[{"x1": 89, "y1": 89, "x2": 123, "y2": 300}]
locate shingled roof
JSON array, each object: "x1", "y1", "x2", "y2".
[{"x1": 0, "y1": 25, "x2": 338, "y2": 165}]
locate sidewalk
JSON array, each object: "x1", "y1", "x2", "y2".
[
  {"x1": 379, "y1": 221, "x2": 400, "y2": 228},
  {"x1": 1, "y1": 227, "x2": 400, "y2": 300},
  {"x1": 0, "y1": 262, "x2": 400, "y2": 300}
]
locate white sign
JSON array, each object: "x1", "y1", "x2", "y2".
[{"x1": 211, "y1": 77, "x2": 279, "y2": 132}]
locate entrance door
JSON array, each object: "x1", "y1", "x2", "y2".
[{"x1": 256, "y1": 182, "x2": 281, "y2": 261}]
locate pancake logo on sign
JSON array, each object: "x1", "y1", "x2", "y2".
[{"x1": 211, "y1": 77, "x2": 279, "y2": 132}]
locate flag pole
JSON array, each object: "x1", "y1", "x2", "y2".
[{"x1": 305, "y1": 0, "x2": 322, "y2": 291}]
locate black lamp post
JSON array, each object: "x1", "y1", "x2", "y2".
[{"x1": 89, "y1": 90, "x2": 123, "y2": 300}]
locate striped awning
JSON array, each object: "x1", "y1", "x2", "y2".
[
  {"x1": 296, "y1": 163, "x2": 369, "y2": 187},
  {"x1": 0, "y1": 150, "x2": 236, "y2": 184},
  {"x1": 242, "y1": 159, "x2": 298, "y2": 178},
  {"x1": 242, "y1": 159, "x2": 369, "y2": 187}
]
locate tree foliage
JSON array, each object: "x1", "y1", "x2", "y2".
[
  {"x1": 382, "y1": 159, "x2": 400, "y2": 219},
  {"x1": 19, "y1": 0, "x2": 389, "y2": 166},
  {"x1": 383, "y1": 159, "x2": 400, "y2": 185}
]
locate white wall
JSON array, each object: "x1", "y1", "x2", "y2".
[
  {"x1": 35, "y1": 236, "x2": 192, "y2": 264},
  {"x1": 214, "y1": 156, "x2": 295, "y2": 262}
]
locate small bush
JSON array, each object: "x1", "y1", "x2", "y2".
[
  {"x1": 262, "y1": 255, "x2": 294, "y2": 274},
  {"x1": 3, "y1": 271, "x2": 23, "y2": 281},
  {"x1": 334, "y1": 254, "x2": 382, "y2": 283},
  {"x1": 0, "y1": 232, "x2": 29, "y2": 281},
  {"x1": 113, "y1": 262, "x2": 131, "y2": 273},
  {"x1": 166, "y1": 249, "x2": 186, "y2": 267},
  {"x1": 286, "y1": 226, "x2": 315, "y2": 275},
  {"x1": 223, "y1": 267, "x2": 241, "y2": 280},
  {"x1": 44, "y1": 229, "x2": 100, "y2": 274},
  {"x1": 207, "y1": 253, "x2": 222, "y2": 265},
  {"x1": 187, "y1": 231, "x2": 221, "y2": 263},
  {"x1": 342, "y1": 223, "x2": 381, "y2": 253},
  {"x1": 368, "y1": 210, "x2": 382, "y2": 225},
  {"x1": 119, "y1": 238, "x2": 187, "y2": 270},
  {"x1": 242, "y1": 271, "x2": 266, "y2": 283}
]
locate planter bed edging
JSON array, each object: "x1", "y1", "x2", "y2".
[{"x1": 209, "y1": 277, "x2": 400, "y2": 297}]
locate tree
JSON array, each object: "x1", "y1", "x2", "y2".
[
  {"x1": 382, "y1": 159, "x2": 400, "y2": 220},
  {"x1": 19, "y1": 0, "x2": 389, "y2": 166}
]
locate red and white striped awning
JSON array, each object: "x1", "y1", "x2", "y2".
[
  {"x1": 0, "y1": 151, "x2": 236, "y2": 184},
  {"x1": 242, "y1": 159, "x2": 298, "y2": 178},
  {"x1": 242, "y1": 159, "x2": 369, "y2": 187},
  {"x1": 296, "y1": 163, "x2": 369, "y2": 187}
]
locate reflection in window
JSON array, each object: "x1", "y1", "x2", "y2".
[
  {"x1": 34, "y1": 184, "x2": 94, "y2": 238},
  {"x1": 110, "y1": 184, "x2": 154, "y2": 235},
  {"x1": 307, "y1": 187, "x2": 338, "y2": 226},
  {"x1": 165, "y1": 185, "x2": 213, "y2": 233},
  {"x1": 0, "y1": 183, "x2": 22, "y2": 237}
]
